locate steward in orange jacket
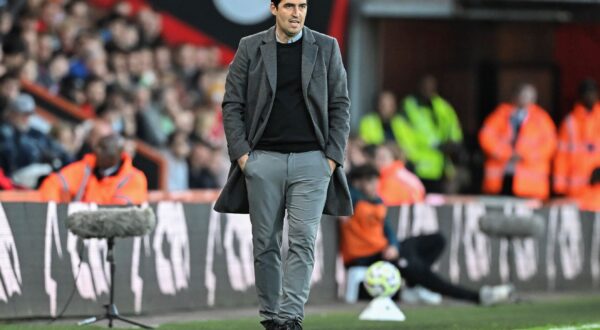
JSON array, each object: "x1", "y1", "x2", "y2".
[
  {"x1": 39, "y1": 134, "x2": 147, "y2": 204},
  {"x1": 375, "y1": 143, "x2": 425, "y2": 206},
  {"x1": 479, "y1": 84, "x2": 557, "y2": 199},
  {"x1": 554, "y1": 79, "x2": 600, "y2": 197}
]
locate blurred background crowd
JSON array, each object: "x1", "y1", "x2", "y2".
[
  {"x1": 0, "y1": 0, "x2": 229, "y2": 192},
  {"x1": 0, "y1": 0, "x2": 598, "y2": 211}
]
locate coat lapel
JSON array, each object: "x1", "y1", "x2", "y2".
[
  {"x1": 260, "y1": 26, "x2": 277, "y2": 92},
  {"x1": 301, "y1": 28, "x2": 318, "y2": 98},
  {"x1": 301, "y1": 28, "x2": 325, "y2": 145}
]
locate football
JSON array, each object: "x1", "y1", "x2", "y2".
[{"x1": 363, "y1": 261, "x2": 402, "y2": 298}]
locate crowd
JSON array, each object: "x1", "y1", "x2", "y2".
[
  {"x1": 0, "y1": 0, "x2": 228, "y2": 193},
  {"x1": 0, "y1": 1, "x2": 598, "y2": 211}
]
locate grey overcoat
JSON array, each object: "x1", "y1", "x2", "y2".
[{"x1": 214, "y1": 26, "x2": 353, "y2": 216}]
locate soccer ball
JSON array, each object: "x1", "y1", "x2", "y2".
[{"x1": 363, "y1": 261, "x2": 402, "y2": 298}]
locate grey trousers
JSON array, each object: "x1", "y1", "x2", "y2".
[{"x1": 244, "y1": 150, "x2": 331, "y2": 323}]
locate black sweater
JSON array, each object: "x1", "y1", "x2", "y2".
[{"x1": 255, "y1": 38, "x2": 320, "y2": 153}]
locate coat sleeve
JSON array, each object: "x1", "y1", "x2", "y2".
[
  {"x1": 521, "y1": 112, "x2": 557, "y2": 162},
  {"x1": 113, "y1": 171, "x2": 148, "y2": 205},
  {"x1": 39, "y1": 170, "x2": 73, "y2": 202},
  {"x1": 553, "y1": 118, "x2": 570, "y2": 194},
  {"x1": 222, "y1": 38, "x2": 252, "y2": 162},
  {"x1": 325, "y1": 38, "x2": 351, "y2": 166},
  {"x1": 479, "y1": 107, "x2": 513, "y2": 161}
]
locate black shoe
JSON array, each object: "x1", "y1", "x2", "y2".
[
  {"x1": 260, "y1": 319, "x2": 280, "y2": 330},
  {"x1": 280, "y1": 319, "x2": 302, "y2": 330}
]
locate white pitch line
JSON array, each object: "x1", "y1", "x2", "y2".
[{"x1": 545, "y1": 323, "x2": 600, "y2": 330}]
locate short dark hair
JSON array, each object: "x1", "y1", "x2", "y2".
[
  {"x1": 578, "y1": 78, "x2": 598, "y2": 97},
  {"x1": 348, "y1": 164, "x2": 380, "y2": 183},
  {"x1": 272, "y1": 0, "x2": 307, "y2": 8}
]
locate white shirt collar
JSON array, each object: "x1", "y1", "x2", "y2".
[{"x1": 276, "y1": 29, "x2": 303, "y2": 44}]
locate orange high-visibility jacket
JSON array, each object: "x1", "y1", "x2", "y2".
[
  {"x1": 377, "y1": 161, "x2": 425, "y2": 206},
  {"x1": 39, "y1": 153, "x2": 148, "y2": 204},
  {"x1": 340, "y1": 199, "x2": 388, "y2": 264},
  {"x1": 479, "y1": 103, "x2": 557, "y2": 199},
  {"x1": 577, "y1": 184, "x2": 600, "y2": 212},
  {"x1": 553, "y1": 103, "x2": 600, "y2": 197}
]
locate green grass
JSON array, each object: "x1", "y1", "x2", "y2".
[{"x1": 1, "y1": 295, "x2": 599, "y2": 329}]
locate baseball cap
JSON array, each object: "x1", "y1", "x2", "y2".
[{"x1": 9, "y1": 94, "x2": 36, "y2": 114}]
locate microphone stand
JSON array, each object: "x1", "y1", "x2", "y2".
[
  {"x1": 78, "y1": 237, "x2": 154, "y2": 329},
  {"x1": 506, "y1": 235, "x2": 527, "y2": 304}
]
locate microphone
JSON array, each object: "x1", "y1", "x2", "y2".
[
  {"x1": 67, "y1": 207, "x2": 156, "y2": 239},
  {"x1": 478, "y1": 213, "x2": 545, "y2": 239}
]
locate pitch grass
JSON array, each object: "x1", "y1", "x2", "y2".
[{"x1": 1, "y1": 295, "x2": 599, "y2": 330}]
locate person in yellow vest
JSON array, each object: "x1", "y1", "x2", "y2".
[
  {"x1": 359, "y1": 91, "x2": 403, "y2": 145},
  {"x1": 401, "y1": 75, "x2": 463, "y2": 192}
]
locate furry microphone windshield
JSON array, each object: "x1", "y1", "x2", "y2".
[
  {"x1": 478, "y1": 213, "x2": 545, "y2": 239},
  {"x1": 67, "y1": 207, "x2": 156, "y2": 239}
]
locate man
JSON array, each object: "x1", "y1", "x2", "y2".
[
  {"x1": 341, "y1": 164, "x2": 514, "y2": 306},
  {"x1": 401, "y1": 75, "x2": 464, "y2": 193},
  {"x1": 374, "y1": 143, "x2": 425, "y2": 206},
  {"x1": 39, "y1": 134, "x2": 148, "y2": 205},
  {"x1": 359, "y1": 91, "x2": 403, "y2": 146},
  {"x1": 214, "y1": 1, "x2": 352, "y2": 329},
  {"x1": 554, "y1": 79, "x2": 600, "y2": 198},
  {"x1": 0, "y1": 93, "x2": 71, "y2": 182},
  {"x1": 479, "y1": 83, "x2": 557, "y2": 199}
]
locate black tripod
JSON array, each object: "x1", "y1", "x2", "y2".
[{"x1": 78, "y1": 238, "x2": 154, "y2": 329}]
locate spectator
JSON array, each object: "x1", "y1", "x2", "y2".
[
  {"x1": 95, "y1": 102, "x2": 124, "y2": 135},
  {"x1": 479, "y1": 83, "x2": 557, "y2": 199},
  {"x1": 2, "y1": 36, "x2": 27, "y2": 71},
  {"x1": 554, "y1": 79, "x2": 600, "y2": 198},
  {"x1": 20, "y1": 58, "x2": 38, "y2": 81},
  {"x1": 374, "y1": 143, "x2": 425, "y2": 206},
  {"x1": 135, "y1": 86, "x2": 166, "y2": 147},
  {"x1": 80, "y1": 75, "x2": 106, "y2": 116},
  {"x1": 39, "y1": 133, "x2": 147, "y2": 204},
  {"x1": 0, "y1": 9, "x2": 14, "y2": 37},
  {"x1": 136, "y1": 7, "x2": 162, "y2": 48},
  {"x1": 340, "y1": 164, "x2": 514, "y2": 306},
  {"x1": 400, "y1": 75, "x2": 463, "y2": 193},
  {"x1": 107, "y1": 49, "x2": 131, "y2": 88},
  {"x1": 163, "y1": 131, "x2": 190, "y2": 192},
  {"x1": 0, "y1": 93, "x2": 71, "y2": 182},
  {"x1": 37, "y1": 53, "x2": 70, "y2": 94},
  {"x1": 59, "y1": 75, "x2": 85, "y2": 104},
  {"x1": 36, "y1": 33, "x2": 56, "y2": 65},
  {"x1": 0, "y1": 71, "x2": 20, "y2": 117},
  {"x1": 188, "y1": 139, "x2": 219, "y2": 189},
  {"x1": 344, "y1": 135, "x2": 368, "y2": 172},
  {"x1": 49, "y1": 122, "x2": 78, "y2": 160},
  {"x1": 175, "y1": 44, "x2": 199, "y2": 89},
  {"x1": 154, "y1": 44, "x2": 173, "y2": 76},
  {"x1": 360, "y1": 91, "x2": 402, "y2": 146},
  {"x1": 66, "y1": 0, "x2": 92, "y2": 31}
]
